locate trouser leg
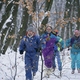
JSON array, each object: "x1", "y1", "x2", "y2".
[
  {"x1": 76, "y1": 52, "x2": 80, "y2": 69},
  {"x1": 25, "y1": 56, "x2": 32, "y2": 80},
  {"x1": 52, "y1": 54, "x2": 56, "y2": 69},
  {"x1": 71, "y1": 53, "x2": 76, "y2": 70},
  {"x1": 56, "y1": 51, "x2": 62, "y2": 71}
]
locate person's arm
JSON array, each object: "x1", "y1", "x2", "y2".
[
  {"x1": 60, "y1": 39, "x2": 64, "y2": 51},
  {"x1": 70, "y1": 37, "x2": 75, "y2": 47},
  {"x1": 40, "y1": 34, "x2": 46, "y2": 49},
  {"x1": 19, "y1": 38, "x2": 26, "y2": 54},
  {"x1": 66, "y1": 38, "x2": 73, "y2": 50},
  {"x1": 35, "y1": 35, "x2": 41, "y2": 52}
]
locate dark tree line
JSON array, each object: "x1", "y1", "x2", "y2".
[{"x1": 0, "y1": 0, "x2": 80, "y2": 54}]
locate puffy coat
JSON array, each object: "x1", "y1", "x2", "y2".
[
  {"x1": 66, "y1": 35, "x2": 80, "y2": 69},
  {"x1": 41, "y1": 32, "x2": 59, "y2": 50},
  {"x1": 66, "y1": 36, "x2": 80, "y2": 53},
  {"x1": 19, "y1": 35, "x2": 40, "y2": 80},
  {"x1": 19, "y1": 35, "x2": 40, "y2": 53},
  {"x1": 41, "y1": 32, "x2": 59, "y2": 68},
  {"x1": 57, "y1": 36, "x2": 64, "y2": 51}
]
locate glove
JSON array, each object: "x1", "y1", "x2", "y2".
[
  {"x1": 35, "y1": 47, "x2": 41, "y2": 52},
  {"x1": 20, "y1": 50, "x2": 23, "y2": 54},
  {"x1": 68, "y1": 46, "x2": 72, "y2": 50},
  {"x1": 35, "y1": 48, "x2": 38, "y2": 52},
  {"x1": 39, "y1": 50, "x2": 42, "y2": 56},
  {"x1": 46, "y1": 37, "x2": 50, "y2": 41},
  {"x1": 60, "y1": 48, "x2": 64, "y2": 51}
]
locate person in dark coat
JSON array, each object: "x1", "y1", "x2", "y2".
[
  {"x1": 52, "y1": 29, "x2": 64, "y2": 73},
  {"x1": 19, "y1": 25, "x2": 40, "y2": 80}
]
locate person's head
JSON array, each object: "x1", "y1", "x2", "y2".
[
  {"x1": 79, "y1": 30, "x2": 80, "y2": 35},
  {"x1": 74, "y1": 30, "x2": 80, "y2": 37},
  {"x1": 46, "y1": 25, "x2": 52, "y2": 33},
  {"x1": 26, "y1": 25, "x2": 36, "y2": 37},
  {"x1": 52, "y1": 29, "x2": 59, "y2": 36}
]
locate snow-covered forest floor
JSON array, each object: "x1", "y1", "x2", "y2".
[{"x1": 0, "y1": 48, "x2": 80, "y2": 80}]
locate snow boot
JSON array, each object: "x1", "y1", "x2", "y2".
[
  {"x1": 33, "y1": 72, "x2": 36, "y2": 76},
  {"x1": 53, "y1": 68, "x2": 55, "y2": 72},
  {"x1": 60, "y1": 71, "x2": 62, "y2": 76},
  {"x1": 71, "y1": 70, "x2": 75, "y2": 74},
  {"x1": 78, "y1": 69, "x2": 80, "y2": 73}
]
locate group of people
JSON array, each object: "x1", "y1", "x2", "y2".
[{"x1": 19, "y1": 25, "x2": 80, "y2": 80}]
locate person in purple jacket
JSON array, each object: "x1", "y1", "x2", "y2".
[{"x1": 41, "y1": 25, "x2": 58, "y2": 77}]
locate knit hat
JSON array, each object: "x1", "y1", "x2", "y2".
[
  {"x1": 54, "y1": 29, "x2": 58, "y2": 33},
  {"x1": 74, "y1": 30, "x2": 79, "y2": 34},
  {"x1": 53, "y1": 29, "x2": 59, "y2": 34},
  {"x1": 27, "y1": 26, "x2": 36, "y2": 33}
]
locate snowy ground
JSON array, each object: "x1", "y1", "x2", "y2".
[{"x1": 0, "y1": 47, "x2": 80, "y2": 80}]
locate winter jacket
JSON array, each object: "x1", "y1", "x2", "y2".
[
  {"x1": 19, "y1": 35, "x2": 40, "y2": 80},
  {"x1": 41, "y1": 32, "x2": 59, "y2": 68},
  {"x1": 52, "y1": 36, "x2": 63, "y2": 71},
  {"x1": 57, "y1": 36, "x2": 64, "y2": 51},
  {"x1": 19, "y1": 35, "x2": 40, "y2": 54},
  {"x1": 66, "y1": 36, "x2": 80, "y2": 53},
  {"x1": 66, "y1": 36, "x2": 80, "y2": 70},
  {"x1": 41, "y1": 32, "x2": 59, "y2": 50}
]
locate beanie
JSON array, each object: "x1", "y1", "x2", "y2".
[
  {"x1": 52, "y1": 29, "x2": 58, "y2": 35},
  {"x1": 74, "y1": 30, "x2": 79, "y2": 34},
  {"x1": 27, "y1": 26, "x2": 36, "y2": 33}
]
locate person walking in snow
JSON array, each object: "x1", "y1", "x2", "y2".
[
  {"x1": 66, "y1": 30, "x2": 80, "y2": 74},
  {"x1": 19, "y1": 25, "x2": 40, "y2": 80},
  {"x1": 41, "y1": 25, "x2": 58, "y2": 77},
  {"x1": 52, "y1": 29, "x2": 64, "y2": 74}
]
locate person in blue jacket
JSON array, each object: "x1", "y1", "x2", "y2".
[
  {"x1": 41, "y1": 25, "x2": 58, "y2": 77},
  {"x1": 52, "y1": 29, "x2": 64, "y2": 74},
  {"x1": 41, "y1": 26, "x2": 58, "y2": 50},
  {"x1": 66, "y1": 30, "x2": 80, "y2": 74},
  {"x1": 19, "y1": 25, "x2": 40, "y2": 80}
]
